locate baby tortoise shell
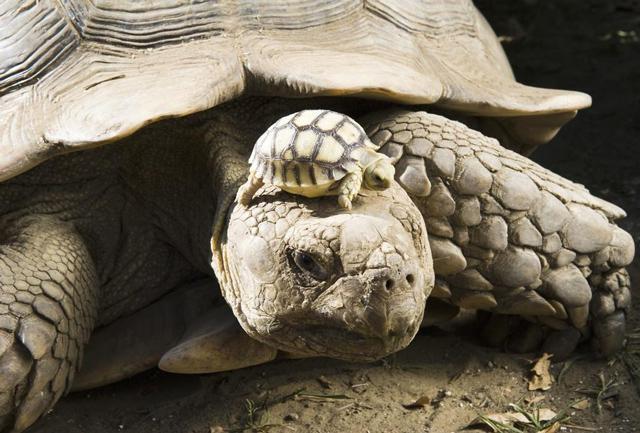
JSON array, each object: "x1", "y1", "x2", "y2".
[{"x1": 236, "y1": 110, "x2": 395, "y2": 209}]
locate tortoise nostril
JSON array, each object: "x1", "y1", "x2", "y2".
[
  {"x1": 406, "y1": 273, "x2": 415, "y2": 285},
  {"x1": 385, "y1": 279, "x2": 395, "y2": 290}
]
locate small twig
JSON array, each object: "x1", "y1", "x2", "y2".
[
  {"x1": 295, "y1": 392, "x2": 352, "y2": 401},
  {"x1": 556, "y1": 355, "x2": 585, "y2": 385},
  {"x1": 273, "y1": 387, "x2": 306, "y2": 404},
  {"x1": 562, "y1": 424, "x2": 601, "y2": 432},
  {"x1": 576, "y1": 372, "x2": 620, "y2": 414},
  {"x1": 337, "y1": 402, "x2": 356, "y2": 411}
]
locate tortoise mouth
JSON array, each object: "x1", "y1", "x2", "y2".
[{"x1": 270, "y1": 321, "x2": 416, "y2": 362}]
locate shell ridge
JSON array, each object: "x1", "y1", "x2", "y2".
[
  {"x1": 0, "y1": 3, "x2": 592, "y2": 181},
  {"x1": 307, "y1": 162, "x2": 317, "y2": 186},
  {"x1": 311, "y1": 110, "x2": 331, "y2": 128},
  {"x1": 293, "y1": 163, "x2": 301, "y2": 186},
  {"x1": 309, "y1": 127, "x2": 326, "y2": 166},
  {"x1": 288, "y1": 125, "x2": 300, "y2": 160}
]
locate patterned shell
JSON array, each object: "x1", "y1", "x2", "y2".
[
  {"x1": 250, "y1": 110, "x2": 371, "y2": 188},
  {"x1": 0, "y1": 0, "x2": 591, "y2": 183}
]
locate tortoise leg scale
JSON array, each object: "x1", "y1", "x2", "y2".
[
  {"x1": 0, "y1": 216, "x2": 98, "y2": 433},
  {"x1": 363, "y1": 110, "x2": 634, "y2": 358},
  {"x1": 337, "y1": 171, "x2": 363, "y2": 210}
]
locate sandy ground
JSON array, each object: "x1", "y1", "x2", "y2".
[{"x1": 29, "y1": 1, "x2": 640, "y2": 432}]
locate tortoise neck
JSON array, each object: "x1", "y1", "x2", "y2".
[
  {"x1": 206, "y1": 123, "x2": 252, "y2": 246},
  {"x1": 203, "y1": 96, "x2": 393, "y2": 275}
]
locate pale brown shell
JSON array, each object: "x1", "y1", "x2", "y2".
[
  {"x1": 250, "y1": 110, "x2": 370, "y2": 188},
  {"x1": 0, "y1": 0, "x2": 590, "y2": 182}
]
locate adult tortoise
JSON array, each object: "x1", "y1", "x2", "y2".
[{"x1": 0, "y1": 0, "x2": 634, "y2": 431}]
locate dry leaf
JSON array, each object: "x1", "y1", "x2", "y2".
[
  {"x1": 480, "y1": 412, "x2": 529, "y2": 424},
  {"x1": 541, "y1": 421, "x2": 561, "y2": 433},
  {"x1": 529, "y1": 353, "x2": 554, "y2": 391},
  {"x1": 505, "y1": 404, "x2": 557, "y2": 422},
  {"x1": 402, "y1": 396, "x2": 430, "y2": 409},
  {"x1": 467, "y1": 408, "x2": 558, "y2": 431},
  {"x1": 525, "y1": 407, "x2": 557, "y2": 422},
  {"x1": 525, "y1": 395, "x2": 546, "y2": 405},
  {"x1": 571, "y1": 398, "x2": 591, "y2": 410}
]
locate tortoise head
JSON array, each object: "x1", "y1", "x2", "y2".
[
  {"x1": 363, "y1": 155, "x2": 395, "y2": 191},
  {"x1": 212, "y1": 183, "x2": 433, "y2": 361}
]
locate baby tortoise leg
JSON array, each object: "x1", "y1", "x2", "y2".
[
  {"x1": 0, "y1": 216, "x2": 98, "y2": 432},
  {"x1": 337, "y1": 171, "x2": 363, "y2": 210},
  {"x1": 235, "y1": 173, "x2": 264, "y2": 207},
  {"x1": 362, "y1": 110, "x2": 635, "y2": 359}
]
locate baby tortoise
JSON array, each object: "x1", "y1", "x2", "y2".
[{"x1": 236, "y1": 110, "x2": 395, "y2": 210}]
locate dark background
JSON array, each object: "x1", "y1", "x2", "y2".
[{"x1": 478, "y1": 0, "x2": 640, "y2": 242}]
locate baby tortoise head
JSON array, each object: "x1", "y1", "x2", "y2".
[
  {"x1": 363, "y1": 152, "x2": 395, "y2": 191},
  {"x1": 236, "y1": 110, "x2": 395, "y2": 210}
]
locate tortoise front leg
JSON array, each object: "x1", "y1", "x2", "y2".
[
  {"x1": 336, "y1": 171, "x2": 363, "y2": 210},
  {"x1": 0, "y1": 216, "x2": 98, "y2": 432},
  {"x1": 361, "y1": 110, "x2": 635, "y2": 358}
]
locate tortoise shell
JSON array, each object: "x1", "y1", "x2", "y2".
[
  {"x1": 0, "y1": 0, "x2": 591, "y2": 182},
  {"x1": 250, "y1": 110, "x2": 371, "y2": 189}
]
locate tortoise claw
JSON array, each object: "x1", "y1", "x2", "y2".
[{"x1": 338, "y1": 195, "x2": 352, "y2": 210}]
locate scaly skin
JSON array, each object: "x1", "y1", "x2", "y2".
[
  {"x1": 0, "y1": 97, "x2": 429, "y2": 432},
  {"x1": 336, "y1": 171, "x2": 362, "y2": 209},
  {"x1": 0, "y1": 216, "x2": 98, "y2": 432},
  {"x1": 214, "y1": 182, "x2": 431, "y2": 360},
  {"x1": 206, "y1": 107, "x2": 432, "y2": 360},
  {"x1": 0, "y1": 107, "x2": 247, "y2": 432},
  {"x1": 0, "y1": 97, "x2": 634, "y2": 432},
  {"x1": 362, "y1": 110, "x2": 635, "y2": 356}
]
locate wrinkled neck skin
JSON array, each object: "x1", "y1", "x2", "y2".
[{"x1": 209, "y1": 103, "x2": 433, "y2": 359}]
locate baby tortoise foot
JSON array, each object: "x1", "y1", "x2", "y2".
[
  {"x1": 236, "y1": 173, "x2": 264, "y2": 206},
  {"x1": 336, "y1": 171, "x2": 363, "y2": 210},
  {"x1": 337, "y1": 195, "x2": 352, "y2": 210}
]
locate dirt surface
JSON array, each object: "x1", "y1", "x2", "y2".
[{"x1": 29, "y1": 1, "x2": 640, "y2": 432}]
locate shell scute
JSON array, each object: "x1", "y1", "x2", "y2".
[
  {"x1": 315, "y1": 135, "x2": 345, "y2": 165},
  {"x1": 292, "y1": 110, "x2": 324, "y2": 128},
  {"x1": 335, "y1": 120, "x2": 364, "y2": 146},
  {"x1": 240, "y1": 109, "x2": 397, "y2": 208},
  {"x1": 273, "y1": 126, "x2": 296, "y2": 157},
  {"x1": 316, "y1": 111, "x2": 346, "y2": 131},
  {"x1": 292, "y1": 129, "x2": 320, "y2": 161},
  {"x1": 252, "y1": 110, "x2": 367, "y2": 188}
]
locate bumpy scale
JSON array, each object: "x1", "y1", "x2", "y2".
[
  {"x1": 236, "y1": 110, "x2": 395, "y2": 210},
  {"x1": 364, "y1": 110, "x2": 635, "y2": 357}
]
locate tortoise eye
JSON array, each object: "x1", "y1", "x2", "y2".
[{"x1": 293, "y1": 250, "x2": 327, "y2": 280}]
